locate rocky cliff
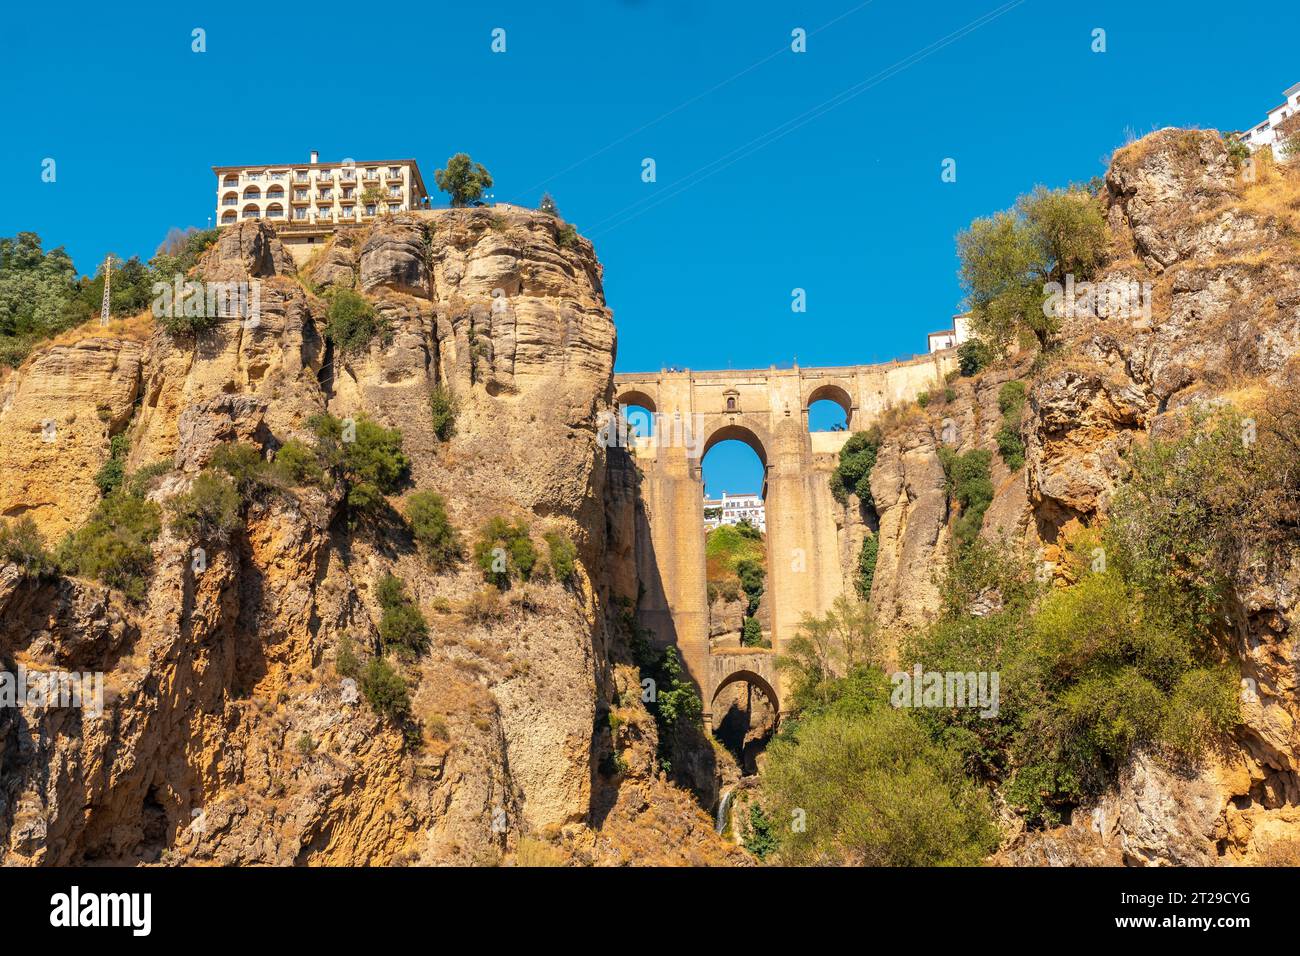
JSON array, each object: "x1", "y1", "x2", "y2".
[
  {"x1": 0, "y1": 208, "x2": 734, "y2": 865},
  {"x1": 838, "y1": 131, "x2": 1300, "y2": 864}
]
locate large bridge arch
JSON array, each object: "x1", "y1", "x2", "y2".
[
  {"x1": 612, "y1": 354, "x2": 955, "y2": 725},
  {"x1": 701, "y1": 421, "x2": 770, "y2": 472}
]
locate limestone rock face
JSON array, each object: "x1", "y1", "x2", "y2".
[
  {"x1": 1106, "y1": 130, "x2": 1249, "y2": 271},
  {"x1": 308, "y1": 232, "x2": 359, "y2": 291},
  {"x1": 0, "y1": 337, "x2": 142, "y2": 540},
  {"x1": 359, "y1": 215, "x2": 429, "y2": 297},
  {"x1": 1025, "y1": 364, "x2": 1151, "y2": 527},
  {"x1": 0, "y1": 210, "x2": 732, "y2": 866},
  {"x1": 867, "y1": 424, "x2": 949, "y2": 638},
  {"x1": 206, "y1": 220, "x2": 296, "y2": 280}
]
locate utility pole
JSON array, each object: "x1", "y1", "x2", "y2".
[{"x1": 99, "y1": 254, "x2": 113, "y2": 326}]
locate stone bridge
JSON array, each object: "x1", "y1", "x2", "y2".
[{"x1": 612, "y1": 355, "x2": 954, "y2": 721}]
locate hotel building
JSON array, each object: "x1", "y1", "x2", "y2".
[{"x1": 212, "y1": 151, "x2": 430, "y2": 228}]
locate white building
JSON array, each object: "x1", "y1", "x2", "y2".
[
  {"x1": 927, "y1": 313, "x2": 973, "y2": 353},
  {"x1": 704, "y1": 491, "x2": 765, "y2": 534},
  {"x1": 1237, "y1": 82, "x2": 1300, "y2": 153},
  {"x1": 213, "y1": 151, "x2": 429, "y2": 228}
]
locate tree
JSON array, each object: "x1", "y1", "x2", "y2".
[
  {"x1": 538, "y1": 193, "x2": 558, "y2": 216},
  {"x1": 761, "y1": 706, "x2": 998, "y2": 865},
  {"x1": 406, "y1": 490, "x2": 461, "y2": 570},
  {"x1": 308, "y1": 413, "x2": 410, "y2": 513},
  {"x1": 957, "y1": 186, "x2": 1108, "y2": 352},
  {"x1": 434, "y1": 153, "x2": 494, "y2": 207},
  {"x1": 829, "y1": 428, "x2": 881, "y2": 508},
  {"x1": 777, "y1": 595, "x2": 881, "y2": 713}
]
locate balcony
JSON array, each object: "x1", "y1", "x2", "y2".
[
  {"x1": 339, "y1": 171, "x2": 357, "y2": 182},
  {"x1": 221, "y1": 198, "x2": 238, "y2": 206}
]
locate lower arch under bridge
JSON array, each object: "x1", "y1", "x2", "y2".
[{"x1": 612, "y1": 355, "x2": 954, "y2": 720}]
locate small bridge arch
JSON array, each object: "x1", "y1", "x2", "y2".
[
  {"x1": 708, "y1": 650, "x2": 783, "y2": 723},
  {"x1": 804, "y1": 380, "x2": 857, "y2": 430}
]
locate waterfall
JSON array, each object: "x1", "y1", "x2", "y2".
[{"x1": 715, "y1": 786, "x2": 736, "y2": 835}]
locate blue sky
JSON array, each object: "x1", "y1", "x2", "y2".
[{"x1": 2, "y1": 0, "x2": 1294, "y2": 497}]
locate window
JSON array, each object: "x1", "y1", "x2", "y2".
[{"x1": 365, "y1": 204, "x2": 377, "y2": 216}]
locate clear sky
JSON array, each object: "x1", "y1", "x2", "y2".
[{"x1": 3, "y1": 0, "x2": 1294, "y2": 496}]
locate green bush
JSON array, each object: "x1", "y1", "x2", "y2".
[
  {"x1": 544, "y1": 531, "x2": 578, "y2": 584},
  {"x1": 376, "y1": 573, "x2": 429, "y2": 660},
  {"x1": 1223, "y1": 134, "x2": 1251, "y2": 168},
  {"x1": 647, "y1": 645, "x2": 703, "y2": 775},
  {"x1": 938, "y1": 448, "x2": 994, "y2": 550},
  {"x1": 309, "y1": 413, "x2": 410, "y2": 513},
  {"x1": 94, "y1": 433, "x2": 131, "y2": 496},
  {"x1": 473, "y1": 516, "x2": 537, "y2": 588},
  {"x1": 360, "y1": 657, "x2": 412, "y2": 722},
  {"x1": 210, "y1": 442, "x2": 277, "y2": 498},
  {"x1": 168, "y1": 471, "x2": 242, "y2": 543},
  {"x1": 556, "y1": 223, "x2": 578, "y2": 249},
  {"x1": 742, "y1": 804, "x2": 779, "y2": 860},
  {"x1": 59, "y1": 491, "x2": 162, "y2": 601},
  {"x1": 124, "y1": 460, "x2": 172, "y2": 498},
  {"x1": 994, "y1": 380, "x2": 1028, "y2": 471},
  {"x1": 762, "y1": 705, "x2": 998, "y2": 865},
  {"x1": 323, "y1": 289, "x2": 387, "y2": 355},
  {"x1": 0, "y1": 516, "x2": 52, "y2": 576},
  {"x1": 917, "y1": 390, "x2": 930, "y2": 409},
  {"x1": 741, "y1": 616, "x2": 764, "y2": 647},
  {"x1": 429, "y1": 384, "x2": 459, "y2": 442},
  {"x1": 829, "y1": 428, "x2": 881, "y2": 510},
  {"x1": 270, "y1": 438, "x2": 327, "y2": 489},
  {"x1": 405, "y1": 490, "x2": 461, "y2": 571},
  {"x1": 855, "y1": 535, "x2": 878, "y2": 600},
  {"x1": 902, "y1": 509, "x2": 1243, "y2": 827},
  {"x1": 735, "y1": 557, "x2": 765, "y2": 616},
  {"x1": 957, "y1": 339, "x2": 993, "y2": 377},
  {"x1": 776, "y1": 596, "x2": 882, "y2": 715},
  {"x1": 336, "y1": 635, "x2": 361, "y2": 679}
]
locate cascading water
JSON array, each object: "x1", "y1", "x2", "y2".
[{"x1": 715, "y1": 786, "x2": 736, "y2": 835}]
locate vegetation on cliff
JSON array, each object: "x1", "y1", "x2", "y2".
[{"x1": 957, "y1": 185, "x2": 1108, "y2": 352}]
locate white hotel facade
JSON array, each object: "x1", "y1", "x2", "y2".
[
  {"x1": 1237, "y1": 82, "x2": 1300, "y2": 153},
  {"x1": 213, "y1": 151, "x2": 429, "y2": 227},
  {"x1": 703, "y1": 492, "x2": 766, "y2": 534}
]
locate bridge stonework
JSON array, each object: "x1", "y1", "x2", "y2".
[{"x1": 613, "y1": 354, "x2": 954, "y2": 719}]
